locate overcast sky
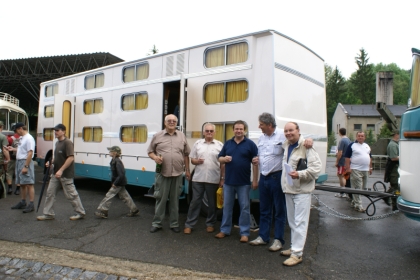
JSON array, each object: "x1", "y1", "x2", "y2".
[{"x1": 1, "y1": 0, "x2": 419, "y2": 79}]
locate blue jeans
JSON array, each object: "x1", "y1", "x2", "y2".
[
  {"x1": 220, "y1": 184, "x2": 251, "y2": 236},
  {"x1": 258, "y1": 171, "x2": 286, "y2": 244}
]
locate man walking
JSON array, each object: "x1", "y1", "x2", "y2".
[
  {"x1": 184, "y1": 123, "x2": 224, "y2": 234},
  {"x1": 334, "y1": 128, "x2": 351, "y2": 198},
  {"x1": 344, "y1": 131, "x2": 372, "y2": 213},
  {"x1": 385, "y1": 129, "x2": 400, "y2": 211},
  {"x1": 248, "y1": 113, "x2": 286, "y2": 251},
  {"x1": 37, "y1": 124, "x2": 86, "y2": 221},
  {"x1": 8, "y1": 122, "x2": 36, "y2": 213},
  {"x1": 148, "y1": 114, "x2": 191, "y2": 233},
  {"x1": 215, "y1": 120, "x2": 258, "y2": 243}
]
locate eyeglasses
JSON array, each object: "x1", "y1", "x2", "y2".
[
  {"x1": 166, "y1": 120, "x2": 177, "y2": 123},
  {"x1": 205, "y1": 130, "x2": 214, "y2": 133}
]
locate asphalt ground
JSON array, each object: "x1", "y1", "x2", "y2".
[{"x1": 1, "y1": 158, "x2": 420, "y2": 279}]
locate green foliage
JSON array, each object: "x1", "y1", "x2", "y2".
[
  {"x1": 325, "y1": 64, "x2": 347, "y2": 133},
  {"x1": 348, "y1": 133, "x2": 355, "y2": 141},
  {"x1": 373, "y1": 63, "x2": 410, "y2": 105},
  {"x1": 365, "y1": 129, "x2": 375, "y2": 146},
  {"x1": 348, "y1": 48, "x2": 376, "y2": 104},
  {"x1": 377, "y1": 123, "x2": 392, "y2": 139},
  {"x1": 327, "y1": 130, "x2": 336, "y2": 151}
]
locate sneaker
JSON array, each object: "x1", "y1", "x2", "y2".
[
  {"x1": 14, "y1": 187, "x2": 20, "y2": 195},
  {"x1": 11, "y1": 201, "x2": 27, "y2": 209},
  {"x1": 22, "y1": 203, "x2": 34, "y2": 213},
  {"x1": 126, "y1": 209, "x2": 139, "y2": 217},
  {"x1": 341, "y1": 193, "x2": 348, "y2": 198},
  {"x1": 249, "y1": 236, "x2": 267, "y2": 246},
  {"x1": 335, "y1": 193, "x2": 343, "y2": 198},
  {"x1": 70, "y1": 214, "x2": 85, "y2": 220},
  {"x1": 37, "y1": 215, "x2": 54, "y2": 221},
  {"x1": 354, "y1": 207, "x2": 365, "y2": 213},
  {"x1": 283, "y1": 255, "x2": 302, "y2": 266},
  {"x1": 95, "y1": 211, "x2": 108, "y2": 219},
  {"x1": 280, "y1": 248, "x2": 292, "y2": 257},
  {"x1": 269, "y1": 239, "x2": 282, "y2": 252}
]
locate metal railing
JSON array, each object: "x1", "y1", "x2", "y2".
[
  {"x1": 0, "y1": 92, "x2": 20, "y2": 106},
  {"x1": 371, "y1": 155, "x2": 388, "y2": 171}
]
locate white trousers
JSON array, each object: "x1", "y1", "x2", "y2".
[{"x1": 285, "y1": 193, "x2": 312, "y2": 257}]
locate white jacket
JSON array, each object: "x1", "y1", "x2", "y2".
[{"x1": 281, "y1": 135, "x2": 322, "y2": 194}]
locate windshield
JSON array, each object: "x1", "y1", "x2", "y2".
[{"x1": 409, "y1": 49, "x2": 420, "y2": 108}]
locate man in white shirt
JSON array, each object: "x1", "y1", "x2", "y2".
[
  {"x1": 8, "y1": 123, "x2": 36, "y2": 213},
  {"x1": 184, "y1": 123, "x2": 224, "y2": 234},
  {"x1": 344, "y1": 131, "x2": 372, "y2": 212}
]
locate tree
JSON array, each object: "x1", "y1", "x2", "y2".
[
  {"x1": 365, "y1": 129, "x2": 375, "y2": 146},
  {"x1": 325, "y1": 64, "x2": 347, "y2": 133},
  {"x1": 373, "y1": 63, "x2": 410, "y2": 105},
  {"x1": 348, "y1": 48, "x2": 376, "y2": 104},
  {"x1": 377, "y1": 123, "x2": 392, "y2": 139},
  {"x1": 147, "y1": 45, "x2": 159, "y2": 56}
]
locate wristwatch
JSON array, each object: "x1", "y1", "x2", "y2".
[
  {"x1": 24, "y1": 165, "x2": 29, "y2": 168},
  {"x1": 220, "y1": 177, "x2": 224, "y2": 179}
]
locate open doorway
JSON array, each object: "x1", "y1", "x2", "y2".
[{"x1": 162, "y1": 81, "x2": 181, "y2": 129}]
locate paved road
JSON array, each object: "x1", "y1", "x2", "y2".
[{"x1": 1, "y1": 158, "x2": 419, "y2": 279}]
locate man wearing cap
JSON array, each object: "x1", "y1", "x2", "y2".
[
  {"x1": 94, "y1": 146, "x2": 139, "y2": 218},
  {"x1": 384, "y1": 129, "x2": 400, "y2": 211},
  {"x1": 37, "y1": 124, "x2": 86, "y2": 221},
  {"x1": 8, "y1": 122, "x2": 36, "y2": 213},
  {"x1": 147, "y1": 114, "x2": 191, "y2": 233}
]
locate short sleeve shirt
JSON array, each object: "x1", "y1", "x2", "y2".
[
  {"x1": 257, "y1": 128, "x2": 285, "y2": 175},
  {"x1": 387, "y1": 140, "x2": 399, "y2": 159},
  {"x1": 0, "y1": 134, "x2": 8, "y2": 161},
  {"x1": 190, "y1": 138, "x2": 223, "y2": 184},
  {"x1": 337, "y1": 137, "x2": 351, "y2": 166},
  {"x1": 147, "y1": 129, "x2": 191, "y2": 177},
  {"x1": 16, "y1": 133, "x2": 35, "y2": 160},
  {"x1": 218, "y1": 137, "x2": 258, "y2": 186},
  {"x1": 54, "y1": 138, "x2": 74, "y2": 178},
  {"x1": 344, "y1": 142, "x2": 371, "y2": 171}
]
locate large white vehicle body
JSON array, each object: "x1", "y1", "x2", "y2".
[
  {"x1": 36, "y1": 30, "x2": 328, "y2": 198},
  {"x1": 0, "y1": 92, "x2": 29, "y2": 134},
  {"x1": 397, "y1": 48, "x2": 420, "y2": 221}
]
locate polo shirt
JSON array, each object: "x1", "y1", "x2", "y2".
[
  {"x1": 218, "y1": 137, "x2": 258, "y2": 186},
  {"x1": 147, "y1": 129, "x2": 191, "y2": 177},
  {"x1": 190, "y1": 138, "x2": 223, "y2": 184},
  {"x1": 387, "y1": 140, "x2": 399, "y2": 159},
  {"x1": 257, "y1": 128, "x2": 285, "y2": 175},
  {"x1": 344, "y1": 141, "x2": 371, "y2": 171}
]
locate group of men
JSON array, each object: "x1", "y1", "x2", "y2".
[
  {"x1": 334, "y1": 128, "x2": 400, "y2": 211},
  {"x1": 147, "y1": 113, "x2": 321, "y2": 267},
  {"x1": 7, "y1": 113, "x2": 322, "y2": 267}
]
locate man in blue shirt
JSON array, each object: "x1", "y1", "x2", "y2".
[{"x1": 215, "y1": 120, "x2": 258, "y2": 243}]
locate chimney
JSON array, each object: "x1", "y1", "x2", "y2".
[{"x1": 376, "y1": 71, "x2": 394, "y2": 105}]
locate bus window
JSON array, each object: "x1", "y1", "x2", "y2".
[
  {"x1": 43, "y1": 128, "x2": 54, "y2": 141},
  {"x1": 0, "y1": 109, "x2": 7, "y2": 128},
  {"x1": 83, "y1": 127, "x2": 103, "y2": 142},
  {"x1": 211, "y1": 122, "x2": 245, "y2": 143},
  {"x1": 120, "y1": 125, "x2": 147, "y2": 143}
]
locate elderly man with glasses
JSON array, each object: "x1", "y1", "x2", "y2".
[
  {"x1": 147, "y1": 114, "x2": 191, "y2": 233},
  {"x1": 184, "y1": 123, "x2": 225, "y2": 234}
]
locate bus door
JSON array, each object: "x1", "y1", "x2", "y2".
[
  {"x1": 162, "y1": 76, "x2": 187, "y2": 132},
  {"x1": 53, "y1": 94, "x2": 75, "y2": 142}
]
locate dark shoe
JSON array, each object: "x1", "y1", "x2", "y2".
[
  {"x1": 383, "y1": 198, "x2": 391, "y2": 206},
  {"x1": 23, "y1": 203, "x2": 34, "y2": 213},
  {"x1": 95, "y1": 210, "x2": 108, "y2": 219},
  {"x1": 171, "y1": 227, "x2": 180, "y2": 233},
  {"x1": 392, "y1": 204, "x2": 398, "y2": 211},
  {"x1": 14, "y1": 187, "x2": 20, "y2": 195},
  {"x1": 126, "y1": 209, "x2": 139, "y2": 217},
  {"x1": 11, "y1": 201, "x2": 27, "y2": 209},
  {"x1": 150, "y1": 226, "x2": 161, "y2": 233},
  {"x1": 7, "y1": 187, "x2": 13, "y2": 195}
]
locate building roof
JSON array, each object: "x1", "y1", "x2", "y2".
[
  {"x1": 0, "y1": 53, "x2": 124, "y2": 114},
  {"x1": 339, "y1": 104, "x2": 407, "y2": 117}
]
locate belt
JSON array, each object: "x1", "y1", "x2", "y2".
[{"x1": 263, "y1": 170, "x2": 282, "y2": 177}]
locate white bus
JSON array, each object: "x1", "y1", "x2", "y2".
[
  {"x1": 0, "y1": 92, "x2": 29, "y2": 134},
  {"x1": 36, "y1": 30, "x2": 328, "y2": 199}
]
